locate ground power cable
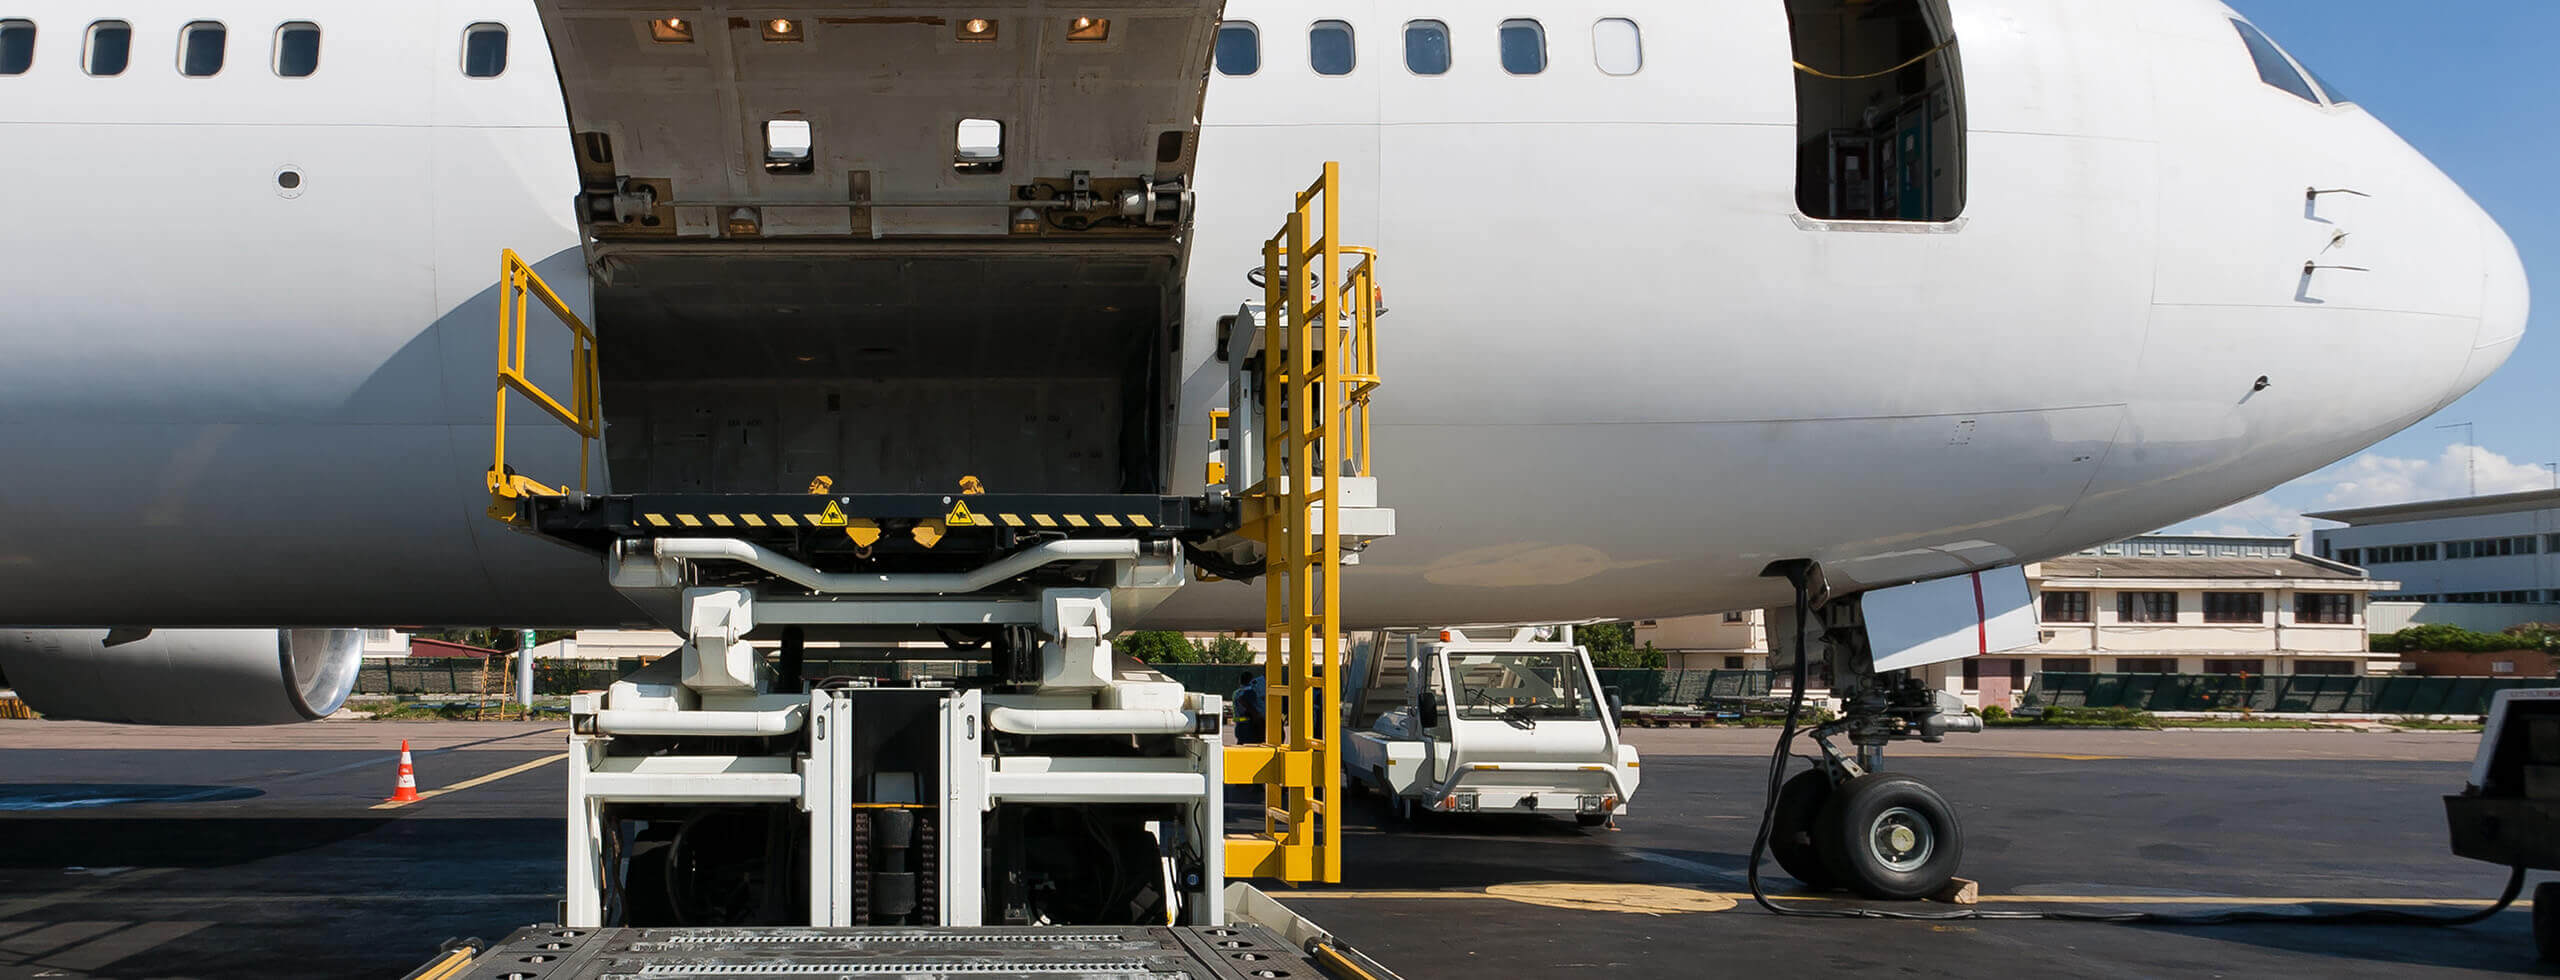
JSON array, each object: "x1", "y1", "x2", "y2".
[{"x1": 1742, "y1": 563, "x2": 2527, "y2": 927}]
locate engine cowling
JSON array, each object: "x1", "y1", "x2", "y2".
[{"x1": 0, "y1": 628, "x2": 364, "y2": 725}]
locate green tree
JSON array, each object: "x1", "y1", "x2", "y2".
[
  {"x1": 1578, "y1": 622, "x2": 1666, "y2": 668},
  {"x1": 1117, "y1": 630, "x2": 1198, "y2": 663},
  {"x1": 1192, "y1": 633, "x2": 1257, "y2": 664}
]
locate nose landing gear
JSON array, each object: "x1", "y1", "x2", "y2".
[{"x1": 1754, "y1": 559, "x2": 1980, "y2": 902}]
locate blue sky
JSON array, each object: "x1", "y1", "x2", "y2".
[{"x1": 2168, "y1": 2, "x2": 2556, "y2": 537}]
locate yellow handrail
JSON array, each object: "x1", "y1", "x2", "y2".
[
  {"x1": 1225, "y1": 161, "x2": 1381, "y2": 885},
  {"x1": 488, "y1": 248, "x2": 601, "y2": 521}
]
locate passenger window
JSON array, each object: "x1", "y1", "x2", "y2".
[
  {"x1": 1592, "y1": 18, "x2": 1641, "y2": 76},
  {"x1": 2231, "y1": 21, "x2": 2319, "y2": 104},
  {"x1": 1785, "y1": 0, "x2": 1967, "y2": 222},
  {"x1": 765, "y1": 120, "x2": 813, "y2": 174},
  {"x1": 462, "y1": 23, "x2": 507, "y2": 78},
  {"x1": 1309, "y1": 20, "x2": 1353, "y2": 76},
  {"x1": 954, "y1": 118, "x2": 1003, "y2": 174},
  {"x1": 1498, "y1": 19, "x2": 1544, "y2": 75},
  {"x1": 1404, "y1": 20, "x2": 1449, "y2": 75},
  {"x1": 274, "y1": 22, "x2": 320, "y2": 77},
  {"x1": 179, "y1": 21, "x2": 226, "y2": 77},
  {"x1": 1214, "y1": 22, "x2": 1257, "y2": 76},
  {"x1": 85, "y1": 20, "x2": 130, "y2": 76},
  {"x1": 0, "y1": 19, "x2": 32, "y2": 75}
]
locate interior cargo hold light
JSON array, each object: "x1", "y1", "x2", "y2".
[
  {"x1": 957, "y1": 18, "x2": 997, "y2": 42},
  {"x1": 762, "y1": 18, "x2": 800, "y2": 41},
  {"x1": 649, "y1": 17, "x2": 693, "y2": 43},
  {"x1": 1066, "y1": 17, "x2": 1109, "y2": 42}
]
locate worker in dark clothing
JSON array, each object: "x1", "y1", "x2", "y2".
[{"x1": 1231, "y1": 671, "x2": 1266, "y2": 744}]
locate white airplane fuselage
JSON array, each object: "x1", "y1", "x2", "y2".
[{"x1": 0, "y1": 0, "x2": 2528, "y2": 631}]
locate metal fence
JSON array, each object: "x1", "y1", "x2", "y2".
[
  {"x1": 2021, "y1": 672, "x2": 2560, "y2": 715},
  {"x1": 1147, "y1": 665, "x2": 1788, "y2": 707}
]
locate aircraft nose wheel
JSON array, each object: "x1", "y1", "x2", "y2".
[{"x1": 1812, "y1": 772, "x2": 1963, "y2": 900}]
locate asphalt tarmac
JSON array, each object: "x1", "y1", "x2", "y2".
[{"x1": 0, "y1": 721, "x2": 2542, "y2": 978}]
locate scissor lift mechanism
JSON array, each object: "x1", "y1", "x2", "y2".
[{"x1": 458, "y1": 3, "x2": 1392, "y2": 971}]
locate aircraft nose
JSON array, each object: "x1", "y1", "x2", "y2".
[{"x1": 2449, "y1": 214, "x2": 2530, "y2": 402}]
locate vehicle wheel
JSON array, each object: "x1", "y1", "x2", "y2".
[
  {"x1": 1813, "y1": 772, "x2": 1962, "y2": 901},
  {"x1": 1576, "y1": 813, "x2": 1609, "y2": 828},
  {"x1": 2536, "y1": 881, "x2": 2560, "y2": 962},
  {"x1": 1769, "y1": 769, "x2": 1839, "y2": 890}
]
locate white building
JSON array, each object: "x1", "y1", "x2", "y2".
[
  {"x1": 2308, "y1": 488, "x2": 2560, "y2": 633},
  {"x1": 1910, "y1": 534, "x2": 2398, "y2": 708},
  {"x1": 1634, "y1": 612, "x2": 1769, "y2": 671},
  {"x1": 1645, "y1": 534, "x2": 2400, "y2": 708}
]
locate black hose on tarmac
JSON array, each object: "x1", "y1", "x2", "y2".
[{"x1": 1743, "y1": 561, "x2": 2529, "y2": 927}]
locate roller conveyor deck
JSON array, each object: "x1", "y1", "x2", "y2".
[{"x1": 430, "y1": 923, "x2": 1351, "y2": 980}]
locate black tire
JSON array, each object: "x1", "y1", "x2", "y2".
[
  {"x1": 1813, "y1": 772, "x2": 1962, "y2": 901},
  {"x1": 2536, "y1": 881, "x2": 2560, "y2": 962},
  {"x1": 1769, "y1": 769, "x2": 1840, "y2": 890},
  {"x1": 1576, "y1": 813, "x2": 1609, "y2": 828}
]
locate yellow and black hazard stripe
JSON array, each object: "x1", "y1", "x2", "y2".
[{"x1": 636, "y1": 511, "x2": 1156, "y2": 531}]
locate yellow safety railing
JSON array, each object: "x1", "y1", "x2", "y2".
[
  {"x1": 1224, "y1": 161, "x2": 1381, "y2": 884},
  {"x1": 487, "y1": 248, "x2": 601, "y2": 522}
]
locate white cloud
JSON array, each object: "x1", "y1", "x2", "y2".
[{"x1": 2171, "y1": 444, "x2": 2558, "y2": 539}]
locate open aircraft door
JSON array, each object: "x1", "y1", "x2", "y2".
[{"x1": 530, "y1": 2, "x2": 1221, "y2": 247}]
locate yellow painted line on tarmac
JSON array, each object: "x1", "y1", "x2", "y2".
[
  {"x1": 371, "y1": 752, "x2": 567, "y2": 810},
  {"x1": 1279, "y1": 887, "x2": 2526, "y2": 910}
]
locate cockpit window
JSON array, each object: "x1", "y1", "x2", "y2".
[
  {"x1": 2231, "y1": 20, "x2": 2320, "y2": 104},
  {"x1": 2300, "y1": 62, "x2": 2349, "y2": 106}
]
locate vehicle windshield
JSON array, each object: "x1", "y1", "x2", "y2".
[{"x1": 1449, "y1": 652, "x2": 1600, "y2": 721}]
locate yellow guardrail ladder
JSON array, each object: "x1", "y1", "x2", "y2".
[
  {"x1": 486, "y1": 248, "x2": 602, "y2": 522},
  {"x1": 1224, "y1": 161, "x2": 1382, "y2": 884}
]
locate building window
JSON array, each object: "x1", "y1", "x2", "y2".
[
  {"x1": 1, "y1": 19, "x2": 33, "y2": 75},
  {"x1": 180, "y1": 21, "x2": 226, "y2": 77},
  {"x1": 1722, "y1": 611, "x2": 1747, "y2": 624},
  {"x1": 1724, "y1": 655, "x2": 1745, "y2": 670},
  {"x1": 2292, "y1": 660, "x2": 2355, "y2": 676},
  {"x1": 2295, "y1": 592, "x2": 2355, "y2": 625},
  {"x1": 1592, "y1": 18, "x2": 1641, "y2": 75},
  {"x1": 1961, "y1": 658, "x2": 2024, "y2": 692},
  {"x1": 1308, "y1": 20, "x2": 1353, "y2": 76},
  {"x1": 1403, "y1": 20, "x2": 1449, "y2": 75},
  {"x1": 2337, "y1": 547, "x2": 2361, "y2": 566},
  {"x1": 2040, "y1": 590, "x2": 2091, "y2": 624},
  {"x1": 2117, "y1": 658, "x2": 2178, "y2": 674},
  {"x1": 1498, "y1": 18, "x2": 1545, "y2": 75},
  {"x1": 2202, "y1": 592, "x2": 2264, "y2": 624},
  {"x1": 273, "y1": 22, "x2": 319, "y2": 77},
  {"x1": 462, "y1": 22, "x2": 507, "y2": 77},
  {"x1": 2041, "y1": 657, "x2": 2092, "y2": 674},
  {"x1": 85, "y1": 20, "x2": 129, "y2": 75},
  {"x1": 2231, "y1": 20, "x2": 2320, "y2": 104},
  {"x1": 2118, "y1": 591, "x2": 2179, "y2": 623},
  {"x1": 2202, "y1": 659, "x2": 2266, "y2": 676}
]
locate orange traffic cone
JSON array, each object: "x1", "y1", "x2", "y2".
[{"x1": 383, "y1": 739, "x2": 421, "y2": 803}]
